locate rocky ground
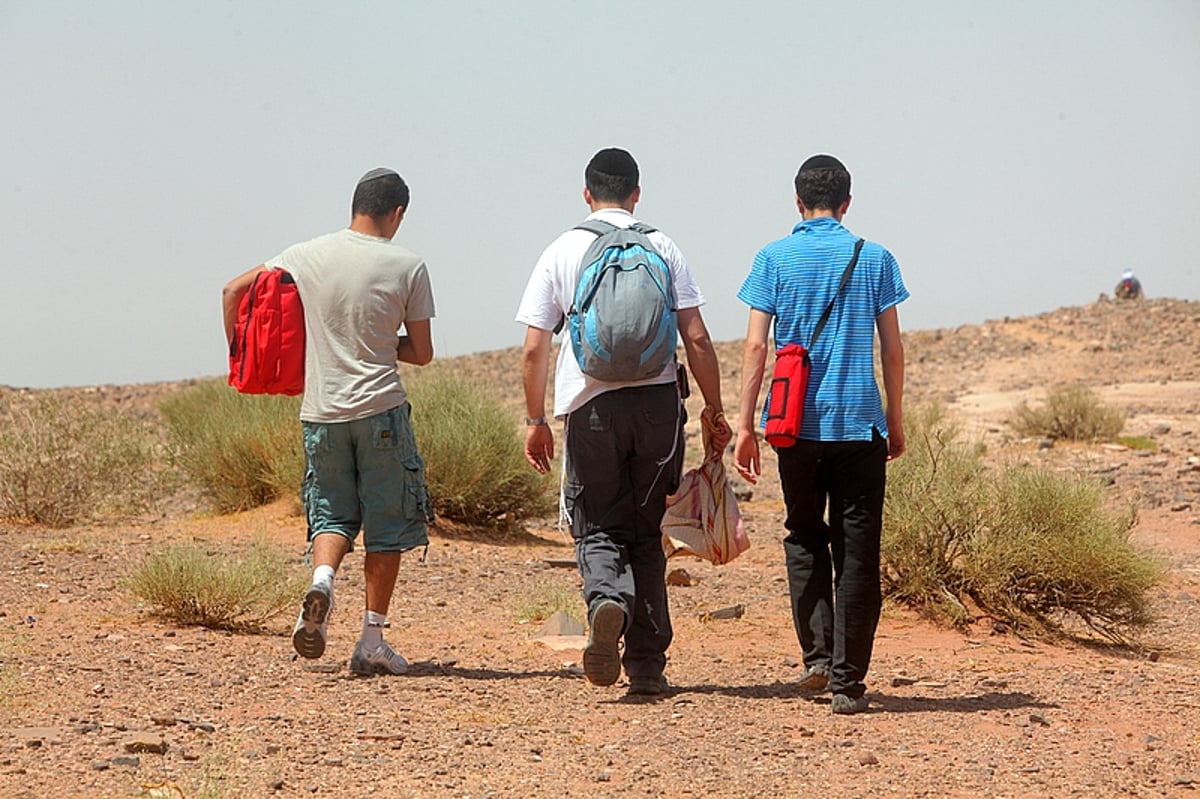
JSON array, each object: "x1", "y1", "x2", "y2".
[{"x1": 1, "y1": 297, "x2": 1198, "y2": 799}]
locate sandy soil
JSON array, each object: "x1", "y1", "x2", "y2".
[{"x1": 1, "y1": 297, "x2": 1198, "y2": 798}]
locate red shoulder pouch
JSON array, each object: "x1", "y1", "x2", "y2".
[{"x1": 763, "y1": 344, "x2": 809, "y2": 448}]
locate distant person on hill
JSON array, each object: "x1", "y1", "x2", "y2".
[
  {"x1": 733, "y1": 154, "x2": 908, "y2": 715},
  {"x1": 1114, "y1": 269, "x2": 1144, "y2": 300},
  {"x1": 515, "y1": 147, "x2": 730, "y2": 696},
  {"x1": 222, "y1": 168, "x2": 436, "y2": 676}
]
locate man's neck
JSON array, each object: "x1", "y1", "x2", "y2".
[
  {"x1": 349, "y1": 214, "x2": 392, "y2": 239},
  {"x1": 801, "y1": 208, "x2": 841, "y2": 222},
  {"x1": 588, "y1": 200, "x2": 635, "y2": 214}
]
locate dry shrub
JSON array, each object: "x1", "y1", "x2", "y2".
[
  {"x1": 406, "y1": 368, "x2": 555, "y2": 526},
  {"x1": 1009, "y1": 384, "x2": 1124, "y2": 441},
  {"x1": 884, "y1": 404, "x2": 1162, "y2": 640},
  {"x1": 125, "y1": 540, "x2": 305, "y2": 631},
  {"x1": 159, "y1": 381, "x2": 303, "y2": 513},
  {"x1": 0, "y1": 394, "x2": 158, "y2": 527}
]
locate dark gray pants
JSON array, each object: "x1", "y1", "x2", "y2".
[
  {"x1": 564, "y1": 383, "x2": 683, "y2": 680},
  {"x1": 776, "y1": 432, "x2": 887, "y2": 698}
]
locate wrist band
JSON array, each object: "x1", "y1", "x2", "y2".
[{"x1": 525, "y1": 416, "x2": 548, "y2": 426}]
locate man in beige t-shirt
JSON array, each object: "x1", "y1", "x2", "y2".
[{"x1": 222, "y1": 168, "x2": 436, "y2": 676}]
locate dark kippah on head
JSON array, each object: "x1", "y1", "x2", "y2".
[
  {"x1": 798, "y1": 154, "x2": 846, "y2": 173},
  {"x1": 357, "y1": 167, "x2": 400, "y2": 186},
  {"x1": 587, "y1": 147, "x2": 639, "y2": 178}
]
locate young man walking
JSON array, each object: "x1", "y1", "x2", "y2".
[
  {"x1": 516, "y1": 147, "x2": 730, "y2": 695},
  {"x1": 734, "y1": 154, "x2": 908, "y2": 714},
  {"x1": 222, "y1": 167, "x2": 436, "y2": 676}
]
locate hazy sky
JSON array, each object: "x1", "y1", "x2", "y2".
[{"x1": 2, "y1": 1, "x2": 1197, "y2": 388}]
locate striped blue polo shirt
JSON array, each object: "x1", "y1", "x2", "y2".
[{"x1": 737, "y1": 217, "x2": 909, "y2": 442}]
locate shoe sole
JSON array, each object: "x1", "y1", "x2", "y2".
[
  {"x1": 349, "y1": 660, "x2": 408, "y2": 677},
  {"x1": 292, "y1": 587, "x2": 331, "y2": 660},
  {"x1": 583, "y1": 602, "x2": 624, "y2": 687}
]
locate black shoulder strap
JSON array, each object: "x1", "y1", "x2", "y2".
[{"x1": 809, "y1": 238, "x2": 865, "y2": 349}]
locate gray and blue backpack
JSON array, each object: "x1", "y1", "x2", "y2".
[{"x1": 563, "y1": 220, "x2": 678, "y2": 382}]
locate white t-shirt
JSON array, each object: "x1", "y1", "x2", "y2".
[
  {"x1": 268, "y1": 228, "x2": 436, "y2": 423},
  {"x1": 514, "y1": 208, "x2": 705, "y2": 417}
]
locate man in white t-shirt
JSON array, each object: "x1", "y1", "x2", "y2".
[
  {"x1": 516, "y1": 148, "x2": 731, "y2": 695},
  {"x1": 222, "y1": 168, "x2": 436, "y2": 677}
]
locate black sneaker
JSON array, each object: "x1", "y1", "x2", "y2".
[
  {"x1": 582, "y1": 600, "x2": 624, "y2": 687},
  {"x1": 627, "y1": 674, "x2": 670, "y2": 696},
  {"x1": 830, "y1": 693, "x2": 869, "y2": 715}
]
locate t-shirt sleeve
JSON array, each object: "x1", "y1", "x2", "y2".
[
  {"x1": 514, "y1": 246, "x2": 564, "y2": 331},
  {"x1": 875, "y1": 248, "x2": 910, "y2": 315},
  {"x1": 654, "y1": 234, "x2": 704, "y2": 310},
  {"x1": 737, "y1": 248, "x2": 777, "y2": 316},
  {"x1": 405, "y1": 261, "x2": 436, "y2": 321}
]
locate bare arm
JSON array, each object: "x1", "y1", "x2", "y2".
[
  {"x1": 521, "y1": 326, "x2": 554, "y2": 474},
  {"x1": 221, "y1": 264, "x2": 267, "y2": 345},
  {"x1": 733, "y1": 309, "x2": 772, "y2": 483},
  {"x1": 876, "y1": 305, "x2": 905, "y2": 460},
  {"x1": 397, "y1": 319, "x2": 434, "y2": 365},
  {"x1": 677, "y1": 306, "x2": 731, "y2": 453}
]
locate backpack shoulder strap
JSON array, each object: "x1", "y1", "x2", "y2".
[
  {"x1": 573, "y1": 219, "x2": 620, "y2": 237},
  {"x1": 628, "y1": 221, "x2": 658, "y2": 235}
]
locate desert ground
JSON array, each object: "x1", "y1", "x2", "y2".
[{"x1": 1, "y1": 297, "x2": 1198, "y2": 799}]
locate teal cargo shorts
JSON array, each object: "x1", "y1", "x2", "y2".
[{"x1": 301, "y1": 402, "x2": 432, "y2": 553}]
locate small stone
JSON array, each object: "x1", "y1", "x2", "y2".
[
  {"x1": 91, "y1": 760, "x2": 110, "y2": 771},
  {"x1": 858, "y1": 750, "x2": 880, "y2": 766},
  {"x1": 124, "y1": 732, "x2": 169, "y2": 755}
]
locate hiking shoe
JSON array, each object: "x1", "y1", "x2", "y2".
[
  {"x1": 830, "y1": 693, "x2": 869, "y2": 715},
  {"x1": 349, "y1": 641, "x2": 409, "y2": 676},
  {"x1": 795, "y1": 664, "x2": 830, "y2": 693},
  {"x1": 583, "y1": 599, "x2": 624, "y2": 687},
  {"x1": 291, "y1": 583, "x2": 333, "y2": 659},
  {"x1": 627, "y1": 674, "x2": 670, "y2": 696}
]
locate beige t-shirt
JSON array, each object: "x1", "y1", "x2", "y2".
[{"x1": 268, "y1": 228, "x2": 436, "y2": 423}]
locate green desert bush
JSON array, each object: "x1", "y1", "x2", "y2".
[
  {"x1": 126, "y1": 539, "x2": 305, "y2": 631},
  {"x1": 0, "y1": 394, "x2": 158, "y2": 527},
  {"x1": 881, "y1": 405, "x2": 989, "y2": 624},
  {"x1": 406, "y1": 368, "x2": 555, "y2": 526},
  {"x1": 159, "y1": 381, "x2": 303, "y2": 513},
  {"x1": 1008, "y1": 384, "x2": 1124, "y2": 441},
  {"x1": 963, "y1": 468, "x2": 1161, "y2": 639},
  {"x1": 884, "y1": 404, "x2": 1162, "y2": 640}
]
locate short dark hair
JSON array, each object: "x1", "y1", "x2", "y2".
[
  {"x1": 585, "y1": 147, "x2": 639, "y2": 203},
  {"x1": 352, "y1": 169, "x2": 410, "y2": 219},
  {"x1": 794, "y1": 154, "x2": 851, "y2": 211}
]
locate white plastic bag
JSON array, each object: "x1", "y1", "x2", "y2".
[{"x1": 661, "y1": 408, "x2": 749, "y2": 565}]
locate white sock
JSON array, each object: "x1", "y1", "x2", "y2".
[
  {"x1": 361, "y1": 610, "x2": 387, "y2": 650},
  {"x1": 312, "y1": 565, "x2": 335, "y2": 592}
]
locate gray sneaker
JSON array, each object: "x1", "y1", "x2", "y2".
[
  {"x1": 627, "y1": 674, "x2": 670, "y2": 696},
  {"x1": 795, "y1": 664, "x2": 830, "y2": 693},
  {"x1": 291, "y1": 583, "x2": 332, "y2": 659},
  {"x1": 583, "y1": 599, "x2": 624, "y2": 687},
  {"x1": 831, "y1": 693, "x2": 869, "y2": 715},
  {"x1": 349, "y1": 641, "x2": 409, "y2": 676}
]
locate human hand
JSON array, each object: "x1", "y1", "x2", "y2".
[
  {"x1": 524, "y1": 423, "x2": 555, "y2": 474},
  {"x1": 702, "y1": 406, "x2": 732, "y2": 459},
  {"x1": 733, "y1": 429, "x2": 760, "y2": 484},
  {"x1": 887, "y1": 424, "x2": 905, "y2": 461}
]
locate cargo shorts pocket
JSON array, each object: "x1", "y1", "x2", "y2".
[{"x1": 403, "y1": 455, "x2": 434, "y2": 523}]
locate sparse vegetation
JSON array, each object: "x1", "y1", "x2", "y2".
[
  {"x1": 0, "y1": 394, "x2": 158, "y2": 527},
  {"x1": 512, "y1": 580, "x2": 581, "y2": 623},
  {"x1": 125, "y1": 540, "x2": 305, "y2": 631},
  {"x1": 159, "y1": 381, "x2": 304, "y2": 514},
  {"x1": 884, "y1": 404, "x2": 1163, "y2": 640},
  {"x1": 1008, "y1": 384, "x2": 1125, "y2": 441},
  {"x1": 1117, "y1": 435, "x2": 1157, "y2": 451},
  {"x1": 406, "y1": 368, "x2": 556, "y2": 526}
]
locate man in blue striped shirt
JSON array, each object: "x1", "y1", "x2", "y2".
[{"x1": 734, "y1": 154, "x2": 908, "y2": 715}]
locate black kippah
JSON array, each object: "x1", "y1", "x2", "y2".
[
  {"x1": 587, "y1": 147, "x2": 639, "y2": 177},
  {"x1": 798, "y1": 154, "x2": 846, "y2": 173}
]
